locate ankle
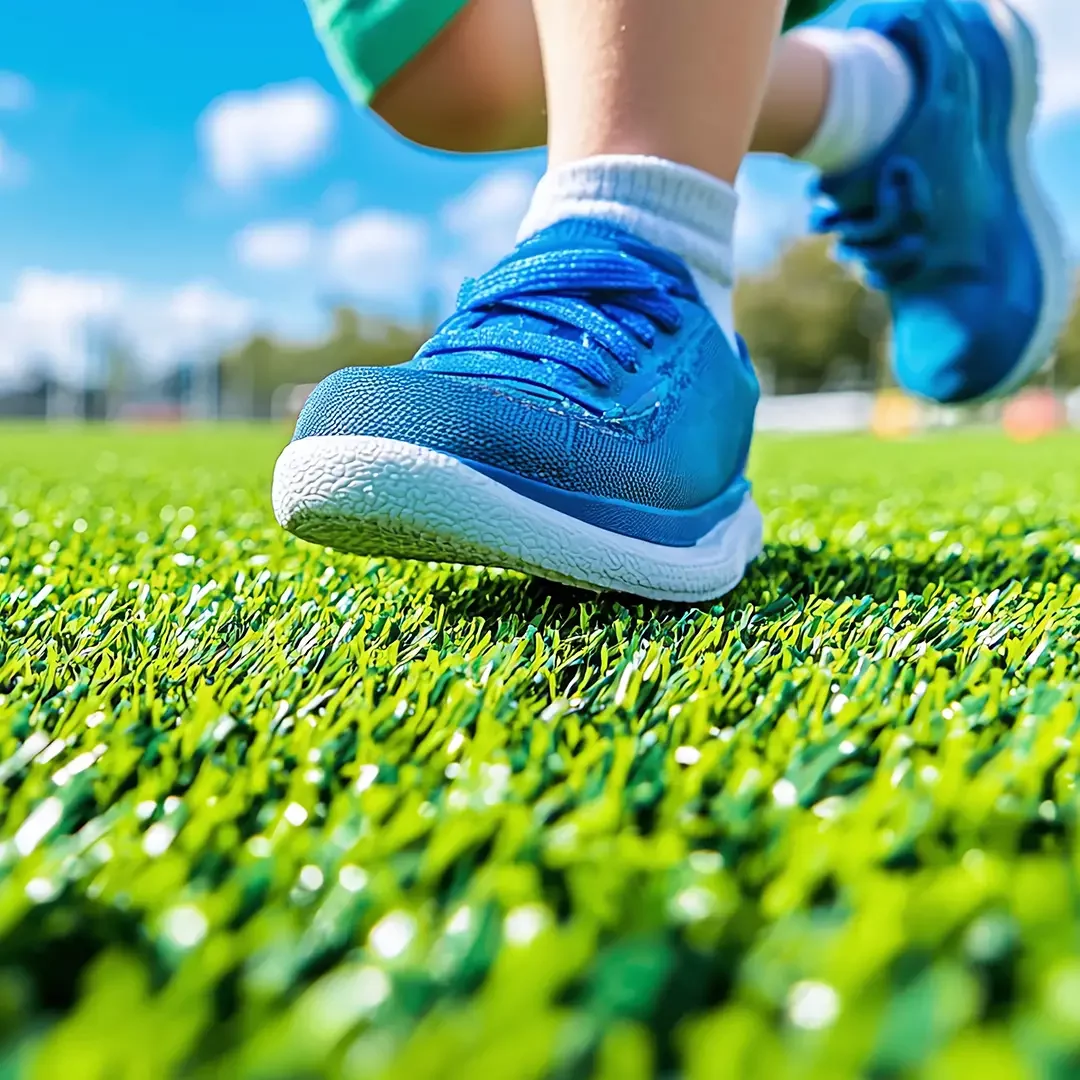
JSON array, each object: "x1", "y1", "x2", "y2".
[
  {"x1": 519, "y1": 155, "x2": 738, "y2": 348},
  {"x1": 790, "y1": 27, "x2": 915, "y2": 175}
]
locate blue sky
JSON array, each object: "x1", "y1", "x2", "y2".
[{"x1": 0, "y1": 0, "x2": 1077, "y2": 383}]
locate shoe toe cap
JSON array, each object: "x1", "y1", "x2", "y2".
[
  {"x1": 291, "y1": 364, "x2": 684, "y2": 505},
  {"x1": 293, "y1": 365, "x2": 572, "y2": 471}
]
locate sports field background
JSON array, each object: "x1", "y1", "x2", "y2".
[{"x1": 5, "y1": 424, "x2": 1080, "y2": 1078}]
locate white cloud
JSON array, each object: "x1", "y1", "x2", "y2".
[
  {"x1": 0, "y1": 271, "x2": 256, "y2": 384},
  {"x1": 149, "y1": 283, "x2": 256, "y2": 361},
  {"x1": 0, "y1": 72, "x2": 32, "y2": 112},
  {"x1": 328, "y1": 211, "x2": 430, "y2": 304},
  {"x1": 1011, "y1": 0, "x2": 1080, "y2": 121},
  {"x1": 197, "y1": 81, "x2": 335, "y2": 191},
  {"x1": 436, "y1": 168, "x2": 538, "y2": 310},
  {"x1": 319, "y1": 180, "x2": 360, "y2": 219},
  {"x1": 9, "y1": 271, "x2": 124, "y2": 325},
  {"x1": 734, "y1": 159, "x2": 814, "y2": 272},
  {"x1": 223, "y1": 169, "x2": 534, "y2": 315},
  {"x1": 0, "y1": 271, "x2": 125, "y2": 383},
  {"x1": 442, "y1": 169, "x2": 536, "y2": 260},
  {"x1": 235, "y1": 220, "x2": 316, "y2": 271}
]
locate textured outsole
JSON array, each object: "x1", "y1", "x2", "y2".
[
  {"x1": 979, "y1": 0, "x2": 1071, "y2": 400},
  {"x1": 272, "y1": 435, "x2": 764, "y2": 603}
]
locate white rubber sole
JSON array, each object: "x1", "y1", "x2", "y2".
[
  {"x1": 272, "y1": 435, "x2": 764, "y2": 603},
  {"x1": 980, "y1": 0, "x2": 1071, "y2": 399}
]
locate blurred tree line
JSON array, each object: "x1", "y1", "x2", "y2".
[
  {"x1": 735, "y1": 236, "x2": 890, "y2": 394},
  {"x1": 1057, "y1": 283, "x2": 1080, "y2": 388},
  {"x1": 6, "y1": 241, "x2": 1072, "y2": 421},
  {"x1": 214, "y1": 238, "x2": 1080, "y2": 412},
  {"x1": 736, "y1": 236, "x2": 1080, "y2": 394}
]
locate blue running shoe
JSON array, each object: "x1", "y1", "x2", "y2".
[
  {"x1": 273, "y1": 220, "x2": 763, "y2": 601},
  {"x1": 814, "y1": 0, "x2": 1069, "y2": 404}
]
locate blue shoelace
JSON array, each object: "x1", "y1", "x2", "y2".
[
  {"x1": 417, "y1": 248, "x2": 690, "y2": 388},
  {"x1": 813, "y1": 156, "x2": 933, "y2": 289}
]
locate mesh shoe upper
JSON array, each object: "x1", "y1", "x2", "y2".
[{"x1": 293, "y1": 219, "x2": 759, "y2": 543}]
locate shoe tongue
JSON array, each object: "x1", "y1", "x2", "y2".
[
  {"x1": 422, "y1": 217, "x2": 663, "y2": 406},
  {"x1": 515, "y1": 216, "x2": 639, "y2": 256},
  {"x1": 513, "y1": 217, "x2": 693, "y2": 283},
  {"x1": 457, "y1": 217, "x2": 690, "y2": 359},
  {"x1": 470, "y1": 219, "x2": 633, "y2": 343}
]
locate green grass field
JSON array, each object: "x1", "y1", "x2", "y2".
[{"x1": 5, "y1": 424, "x2": 1080, "y2": 1079}]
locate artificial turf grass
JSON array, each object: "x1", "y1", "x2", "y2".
[{"x1": 4, "y1": 426, "x2": 1080, "y2": 1079}]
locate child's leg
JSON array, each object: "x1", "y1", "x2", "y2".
[
  {"x1": 532, "y1": 0, "x2": 786, "y2": 182},
  {"x1": 363, "y1": 0, "x2": 545, "y2": 152},
  {"x1": 322, "y1": 0, "x2": 887, "y2": 164}
]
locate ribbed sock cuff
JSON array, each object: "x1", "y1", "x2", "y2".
[{"x1": 518, "y1": 155, "x2": 737, "y2": 287}]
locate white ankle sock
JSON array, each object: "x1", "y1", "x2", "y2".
[
  {"x1": 517, "y1": 155, "x2": 739, "y2": 352},
  {"x1": 792, "y1": 27, "x2": 915, "y2": 175}
]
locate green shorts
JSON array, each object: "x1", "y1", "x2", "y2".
[{"x1": 307, "y1": 0, "x2": 837, "y2": 105}]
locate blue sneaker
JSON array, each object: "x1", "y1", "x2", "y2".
[
  {"x1": 273, "y1": 220, "x2": 762, "y2": 601},
  {"x1": 815, "y1": 0, "x2": 1069, "y2": 403}
]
